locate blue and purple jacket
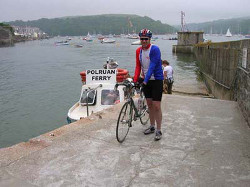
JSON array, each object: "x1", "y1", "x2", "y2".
[{"x1": 134, "y1": 44, "x2": 163, "y2": 83}]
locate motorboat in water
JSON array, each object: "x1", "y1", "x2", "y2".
[
  {"x1": 85, "y1": 38, "x2": 93, "y2": 42},
  {"x1": 84, "y1": 32, "x2": 93, "y2": 42},
  {"x1": 113, "y1": 34, "x2": 121, "y2": 38},
  {"x1": 168, "y1": 37, "x2": 178, "y2": 40},
  {"x1": 101, "y1": 38, "x2": 116, "y2": 44},
  {"x1": 74, "y1": 44, "x2": 83, "y2": 48},
  {"x1": 67, "y1": 59, "x2": 129, "y2": 123},
  {"x1": 97, "y1": 35, "x2": 105, "y2": 40},
  {"x1": 127, "y1": 34, "x2": 139, "y2": 39},
  {"x1": 131, "y1": 40, "x2": 141, "y2": 45},
  {"x1": 54, "y1": 41, "x2": 69, "y2": 46}
]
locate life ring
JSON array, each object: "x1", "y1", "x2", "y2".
[
  {"x1": 80, "y1": 68, "x2": 129, "y2": 83},
  {"x1": 116, "y1": 68, "x2": 129, "y2": 82}
]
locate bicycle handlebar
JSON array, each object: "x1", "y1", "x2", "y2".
[{"x1": 114, "y1": 80, "x2": 142, "y2": 91}]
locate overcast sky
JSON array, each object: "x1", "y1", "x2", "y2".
[{"x1": 0, "y1": 0, "x2": 249, "y2": 25}]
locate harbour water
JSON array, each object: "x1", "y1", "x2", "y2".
[{"x1": 0, "y1": 35, "x2": 244, "y2": 148}]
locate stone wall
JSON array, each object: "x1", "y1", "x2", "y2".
[
  {"x1": 173, "y1": 31, "x2": 204, "y2": 53},
  {"x1": 0, "y1": 26, "x2": 13, "y2": 46},
  {"x1": 236, "y1": 46, "x2": 250, "y2": 126},
  {"x1": 194, "y1": 39, "x2": 250, "y2": 125},
  {"x1": 177, "y1": 32, "x2": 204, "y2": 45},
  {"x1": 172, "y1": 45, "x2": 194, "y2": 54}
]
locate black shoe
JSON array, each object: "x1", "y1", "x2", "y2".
[
  {"x1": 144, "y1": 126, "x2": 155, "y2": 135},
  {"x1": 154, "y1": 131, "x2": 162, "y2": 141}
]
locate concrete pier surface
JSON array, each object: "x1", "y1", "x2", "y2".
[{"x1": 1, "y1": 95, "x2": 250, "y2": 186}]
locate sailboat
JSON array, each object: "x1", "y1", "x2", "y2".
[
  {"x1": 84, "y1": 32, "x2": 93, "y2": 42},
  {"x1": 226, "y1": 28, "x2": 232, "y2": 37}
]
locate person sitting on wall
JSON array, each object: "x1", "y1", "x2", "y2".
[{"x1": 162, "y1": 60, "x2": 174, "y2": 94}]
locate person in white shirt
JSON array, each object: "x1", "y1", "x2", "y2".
[{"x1": 162, "y1": 60, "x2": 174, "y2": 94}]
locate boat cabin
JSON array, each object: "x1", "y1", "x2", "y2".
[
  {"x1": 80, "y1": 85, "x2": 121, "y2": 107},
  {"x1": 68, "y1": 83, "x2": 125, "y2": 121}
]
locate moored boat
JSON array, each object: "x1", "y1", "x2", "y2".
[
  {"x1": 67, "y1": 59, "x2": 129, "y2": 123},
  {"x1": 168, "y1": 37, "x2": 178, "y2": 40},
  {"x1": 67, "y1": 82, "x2": 124, "y2": 122},
  {"x1": 74, "y1": 44, "x2": 83, "y2": 48},
  {"x1": 113, "y1": 34, "x2": 121, "y2": 38},
  {"x1": 127, "y1": 34, "x2": 139, "y2": 39},
  {"x1": 54, "y1": 41, "x2": 69, "y2": 46},
  {"x1": 131, "y1": 40, "x2": 141, "y2": 45},
  {"x1": 84, "y1": 32, "x2": 93, "y2": 42},
  {"x1": 226, "y1": 28, "x2": 232, "y2": 37},
  {"x1": 101, "y1": 38, "x2": 116, "y2": 44},
  {"x1": 97, "y1": 35, "x2": 105, "y2": 40}
]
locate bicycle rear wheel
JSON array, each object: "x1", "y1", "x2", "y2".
[
  {"x1": 139, "y1": 97, "x2": 149, "y2": 125},
  {"x1": 116, "y1": 101, "x2": 133, "y2": 143}
]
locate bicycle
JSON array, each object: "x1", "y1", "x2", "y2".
[{"x1": 114, "y1": 80, "x2": 149, "y2": 143}]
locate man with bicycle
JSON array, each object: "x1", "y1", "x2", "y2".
[{"x1": 133, "y1": 29, "x2": 164, "y2": 141}]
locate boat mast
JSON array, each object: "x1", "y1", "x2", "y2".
[{"x1": 181, "y1": 11, "x2": 188, "y2": 32}]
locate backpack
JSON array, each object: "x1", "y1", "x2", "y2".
[{"x1": 168, "y1": 77, "x2": 174, "y2": 84}]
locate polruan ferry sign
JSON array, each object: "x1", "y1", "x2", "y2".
[{"x1": 86, "y1": 69, "x2": 117, "y2": 84}]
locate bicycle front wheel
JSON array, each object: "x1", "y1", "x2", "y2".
[
  {"x1": 139, "y1": 97, "x2": 149, "y2": 125},
  {"x1": 116, "y1": 101, "x2": 133, "y2": 143}
]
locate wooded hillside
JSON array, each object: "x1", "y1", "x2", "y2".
[{"x1": 7, "y1": 14, "x2": 176, "y2": 36}]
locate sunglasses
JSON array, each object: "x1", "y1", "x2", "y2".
[{"x1": 140, "y1": 38, "x2": 149, "y2": 41}]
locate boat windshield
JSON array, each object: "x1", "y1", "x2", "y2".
[
  {"x1": 80, "y1": 89, "x2": 97, "y2": 105},
  {"x1": 101, "y1": 89, "x2": 120, "y2": 105}
]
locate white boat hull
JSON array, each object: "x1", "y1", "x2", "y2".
[
  {"x1": 131, "y1": 40, "x2": 141, "y2": 45},
  {"x1": 67, "y1": 83, "x2": 125, "y2": 121},
  {"x1": 101, "y1": 39, "x2": 116, "y2": 43}
]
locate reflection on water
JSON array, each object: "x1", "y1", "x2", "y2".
[
  {"x1": 174, "y1": 53, "x2": 203, "y2": 81},
  {"x1": 175, "y1": 53, "x2": 196, "y2": 62},
  {"x1": 170, "y1": 52, "x2": 206, "y2": 93},
  {"x1": 0, "y1": 35, "x2": 242, "y2": 148}
]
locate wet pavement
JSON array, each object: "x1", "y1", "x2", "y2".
[{"x1": 0, "y1": 94, "x2": 250, "y2": 186}]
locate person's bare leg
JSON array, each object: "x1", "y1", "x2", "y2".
[
  {"x1": 146, "y1": 98, "x2": 155, "y2": 126},
  {"x1": 152, "y1": 101, "x2": 162, "y2": 130}
]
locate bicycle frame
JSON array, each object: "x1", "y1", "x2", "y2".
[
  {"x1": 127, "y1": 89, "x2": 146, "y2": 120},
  {"x1": 128, "y1": 97, "x2": 140, "y2": 118},
  {"x1": 115, "y1": 80, "x2": 149, "y2": 143}
]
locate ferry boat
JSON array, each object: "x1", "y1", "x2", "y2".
[{"x1": 67, "y1": 59, "x2": 129, "y2": 123}]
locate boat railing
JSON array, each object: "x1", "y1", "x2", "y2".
[{"x1": 85, "y1": 84, "x2": 102, "y2": 116}]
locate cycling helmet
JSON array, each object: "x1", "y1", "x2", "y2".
[{"x1": 139, "y1": 29, "x2": 152, "y2": 38}]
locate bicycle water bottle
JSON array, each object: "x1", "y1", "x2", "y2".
[
  {"x1": 138, "y1": 97, "x2": 143, "y2": 110},
  {"x1": 133, "y1": 98, "x2": 138, "y2": 109}
]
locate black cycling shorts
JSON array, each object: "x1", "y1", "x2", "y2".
[{"x1": 143, "y1": 80, "x2": 163, "y2": 101}]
